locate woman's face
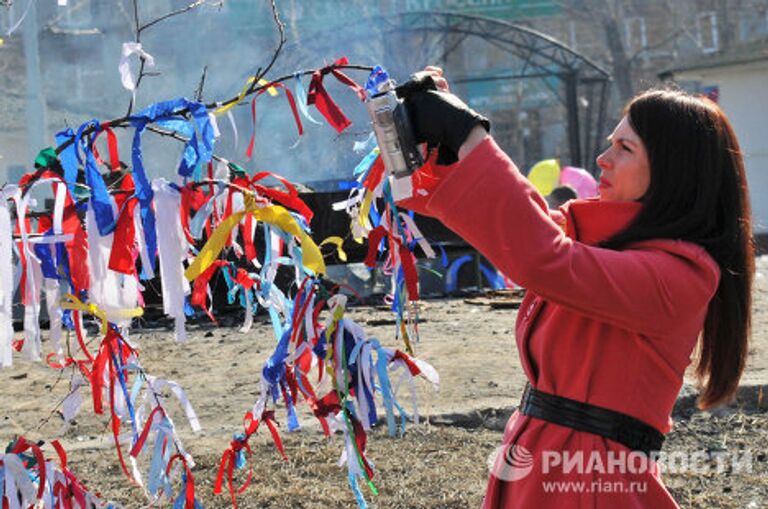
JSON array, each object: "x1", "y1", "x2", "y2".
[{"x1": 596, "y1": 116, "x2": 651, "y2": 202}]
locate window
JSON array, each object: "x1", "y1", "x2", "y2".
[
  {"x1": 696, "y1": 11, "x2": 719, "y2": 53},
  {"x1": 624, "y1": 17, "x2": 647, "y2": 54},
  {"x1": 738, "y1": 6, "x2": 768, "y2": 42}
]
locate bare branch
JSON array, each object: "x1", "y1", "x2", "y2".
[
  {"x1": 57, "y1": 63, "x2": 374, "y2": 157},
  {"x1": 125, "y1": 0, "x2": 221, "y2": 116},
  {"x1": 138, "y1": 0, "x2": 220, "y2": 34},
  {"x1": 250, "y1": 0, "x2": 286, "y2": 92},
  {"x1": 132, "y1": 0, "x2": 140, "y2": 42},
  {"x1": 628, "y1": 28, "x2": 685, "y2": 64},
  {"x1": 194, "y1": 65, "x2": 208, "y2": 102}
]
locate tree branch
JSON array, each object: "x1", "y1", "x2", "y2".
[
  {"x1": 250, "y1": 0, "x2": 286, "y2": 92},
  {"x1": 58, "y1": 63, "x2": 373, "y2": 157},
  {"x1": 126, "y1": 0, "x2": 221, "y2": 116},
  {"x1": 628, "y1": 28, "x2": 685, "y2": 64},
  {"x1": 194, "y1": 65, "x2": 208, "y2": 102},
  {"x1": 138, "y1": 0, "x2": 221, "y2": 34}
]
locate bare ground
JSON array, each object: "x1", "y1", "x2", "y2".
[{"x1": 1, "y1": 255, "x2": 767, "y2": 508}]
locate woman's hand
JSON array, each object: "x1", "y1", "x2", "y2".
[
  {"x1": 403, "y1": 88, "x2": 490, "y2": 164},
  {"x1": 423, "y1": 66, "x2": 450, "y2": 92}
]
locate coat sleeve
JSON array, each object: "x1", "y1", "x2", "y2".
[{"x1": 405, "y1": 137, "x2": 720, "y2": 337}]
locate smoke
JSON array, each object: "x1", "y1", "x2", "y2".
[{"x1": 1, "y1": 0, "x2": 576, "y2": 186}]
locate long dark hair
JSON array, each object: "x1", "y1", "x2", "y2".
[{"x1": 601, "y1": 89, "x2": 754, "y2": 409}]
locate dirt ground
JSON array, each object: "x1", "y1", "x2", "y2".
[{"x1": 1, "y1": 255, "x2": 766, "y2": 508}]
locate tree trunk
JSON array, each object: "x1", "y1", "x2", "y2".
[{"x1": 602, "y1": 14, "x2": 635, "y2": 103}]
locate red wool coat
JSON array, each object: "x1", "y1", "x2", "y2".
[{"x1": 399, "y1": 138, "x2": 720, "y2": 508}]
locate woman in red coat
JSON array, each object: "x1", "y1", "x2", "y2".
[{"x1": 397, "y1": 72, "x2": 754, "y2": 508}]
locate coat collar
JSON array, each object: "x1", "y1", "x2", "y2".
[{"x1": 560, "y1": 198, "x2": 643, "y2": 246}]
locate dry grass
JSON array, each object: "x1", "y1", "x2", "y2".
[{"x1": 57, "y1": 410, "x2": 768, "y2": 509}]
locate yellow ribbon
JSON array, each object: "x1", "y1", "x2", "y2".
[
  {"x1": 185, "y1": 195, "x2": 325, "y2": 281},
  {"x1": 324, "y1": 304, "x2": 346, "y2": 380},
  {"x1": 319, "y1": 236, "x2": 348, "y2": 262},
  {"x1": 258, "y1": 78, "x2": 279, "y2": 97},
  {"x1": 352, "y1": 191, "x2": 375, "y2": 244},
  {"x1": 60, "y1": 294, "x2": 143, "y2": 336},
  {"x1": 214, "y1": 78, "x2": 279, "y2": 116}
]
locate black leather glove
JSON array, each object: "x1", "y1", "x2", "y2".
[{"x1": 402, "y1": 89, "x2": 490, "y2": 165}]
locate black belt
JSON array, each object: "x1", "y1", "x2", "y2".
[{"x1": 519, "y1": 383, "x2": 665, "y2": 456}]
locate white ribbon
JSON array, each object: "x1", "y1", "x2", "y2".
[
  {"x1": 398, "y1": 212, "x2": 436, "y2": 259},
  {"x1": 152, "y1": 179, "x2": 190, "y2": 342},
  {"x1": 13, "y1": 188, "x2": 43, "y2": 361},
  {"x1": 226, "y1": 110, "x2": 239, "y2": 150},
  {"x1": 44, "y1": 277, "x2": 62, "y2": 357},
  {"x1": 86, "y1": 206, "x2": 140, "y2": 326},
  {"x1": 2, "y1": 453, "x2": 37, "y2": 507},
  {"x1": 145, "y1": 375, "x2": 202, "y2": 432},
  {"x1": 133, "y1": 202, "x2": 155, "y2": 280},
  {"x1": 62, "y1": 377, "x2": 86, "y2": 423},
  {"x1": 0, "y1": 187, "x2": 15, "y2": 367},
  {"x1": 239, "y1": 288, "x2": 254, "y2": 333},
  {"x1": 119, "y1": 41, "x2": 155, "y2": 92}
]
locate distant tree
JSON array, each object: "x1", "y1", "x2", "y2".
[{"x1": 555, "y1": 0, "x2": 689, "y2": 102}]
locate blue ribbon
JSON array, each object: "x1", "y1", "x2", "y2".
[
  {"x1": 353, "y1": 147, "x2": 379, "y2": 178},
  {"x1": 109, "y1": 337, "x2": 139, "y2": 443},
  {"x1": 348, "y1": 473, "x2": 368, "y2": 509},
  {"x1": 172, "y1": 474, "x2": 205, "y2": 509},
  {"x1": 370, "y1": 339, "x2": 397, "y2": 437},
  {"x1": 262, "y1": 328, "x2": 291, "y2": 388},
  {"x1": 129, "y1": 98, "x2": 214, "y2": 278},
  {"x1": 364, "y1": 65, "x2": 389, "y2": 98},
  {"x1": 294, "y1": 74, "x2": 323, "y2": 126},
  {"x1": 34, "y1": 232, "x2": 58, "y2": 280},
  {"x1": 147, "y1": 419, "x2": 173, "y2": 497},
  {"x1": 55, "y1": 128, "x2": 81, "y2": 203},
  {"x1": 74, "y1": 120, "x2": 116, "y2": 235}
]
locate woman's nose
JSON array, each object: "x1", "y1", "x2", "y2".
[{"x1": 596, "y1": 149, "x2": 610, "y2": 171}]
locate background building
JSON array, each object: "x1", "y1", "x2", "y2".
[{"x1": 1, "y1": 0, "x2": 766, "y2": 233}]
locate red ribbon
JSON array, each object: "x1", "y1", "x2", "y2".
[
  {"x1": 245, "y1": 81, "x2": 304, "y2": 161},
  {"x1": 349, "y1": 413, "x2": 375, "y2": 480},
  {"x1": 213, "y1": 436, "x2": 253, "y2": 509},
  {"x1": 214, "y1": 409, "x2": 288, "y2": 507},
  {"x1": 166, "y1": 453, "x2": 196, "y2": 509},
  {"x1": 180, "y1": 184, "x2": 207, "y2": 245},
  {"x1": 363, "y1": 155, "x2": 386, "y2": 192},
  {"x1": 108, "y1": 196, "x2": 139, "y2": 274},
  {"x1": 392, "y1": 349, "x2": 422, "y2": 377},
  {"x1": 190, "y1": 260, "x2": 230, "y2": 322},
  {"x1": 129, "y1": 405, "x2": 167, "y2": 457},
  {"x1": 251, "y1": 171, "x2": 314, "y2": 223},
  {"x1": 9, "y1": 437, "x2": 47, "y2": 501},
  {"x1": 91, "y1": 123, "x2": 121, "y2": 173},
  {"x1": 242, "y1": 213, "x2": 257, "y2": 261},
  {"x1": 51, "y1": 439, "x2": 90, "y2": 508},
  {"x1": 306, "y1": 57, "x2": 366, "y2": 133},
  {"x1": 363, "y1": 225, "x2": 387, "y2": 269}
]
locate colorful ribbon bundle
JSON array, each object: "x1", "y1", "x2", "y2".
[
  {"x1": 0, "y1": 437, "x2": 116, "y2": 508},
  {"x1": 333, "y1": 144, "x2": 437, "y2": 355},
  {"x1": 212, "y1": 285, "x2": 439, "y2": 509},
  {"x1": 50, "y1": 295, "x2": 203, "y2": 508},
  {"x1": 0, "y1": 62, "x2": 442, "y2": 508}
]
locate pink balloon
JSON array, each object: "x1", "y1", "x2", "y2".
[{"x1": 559, "y1": 166, "x2": 598, "y2": 198}]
